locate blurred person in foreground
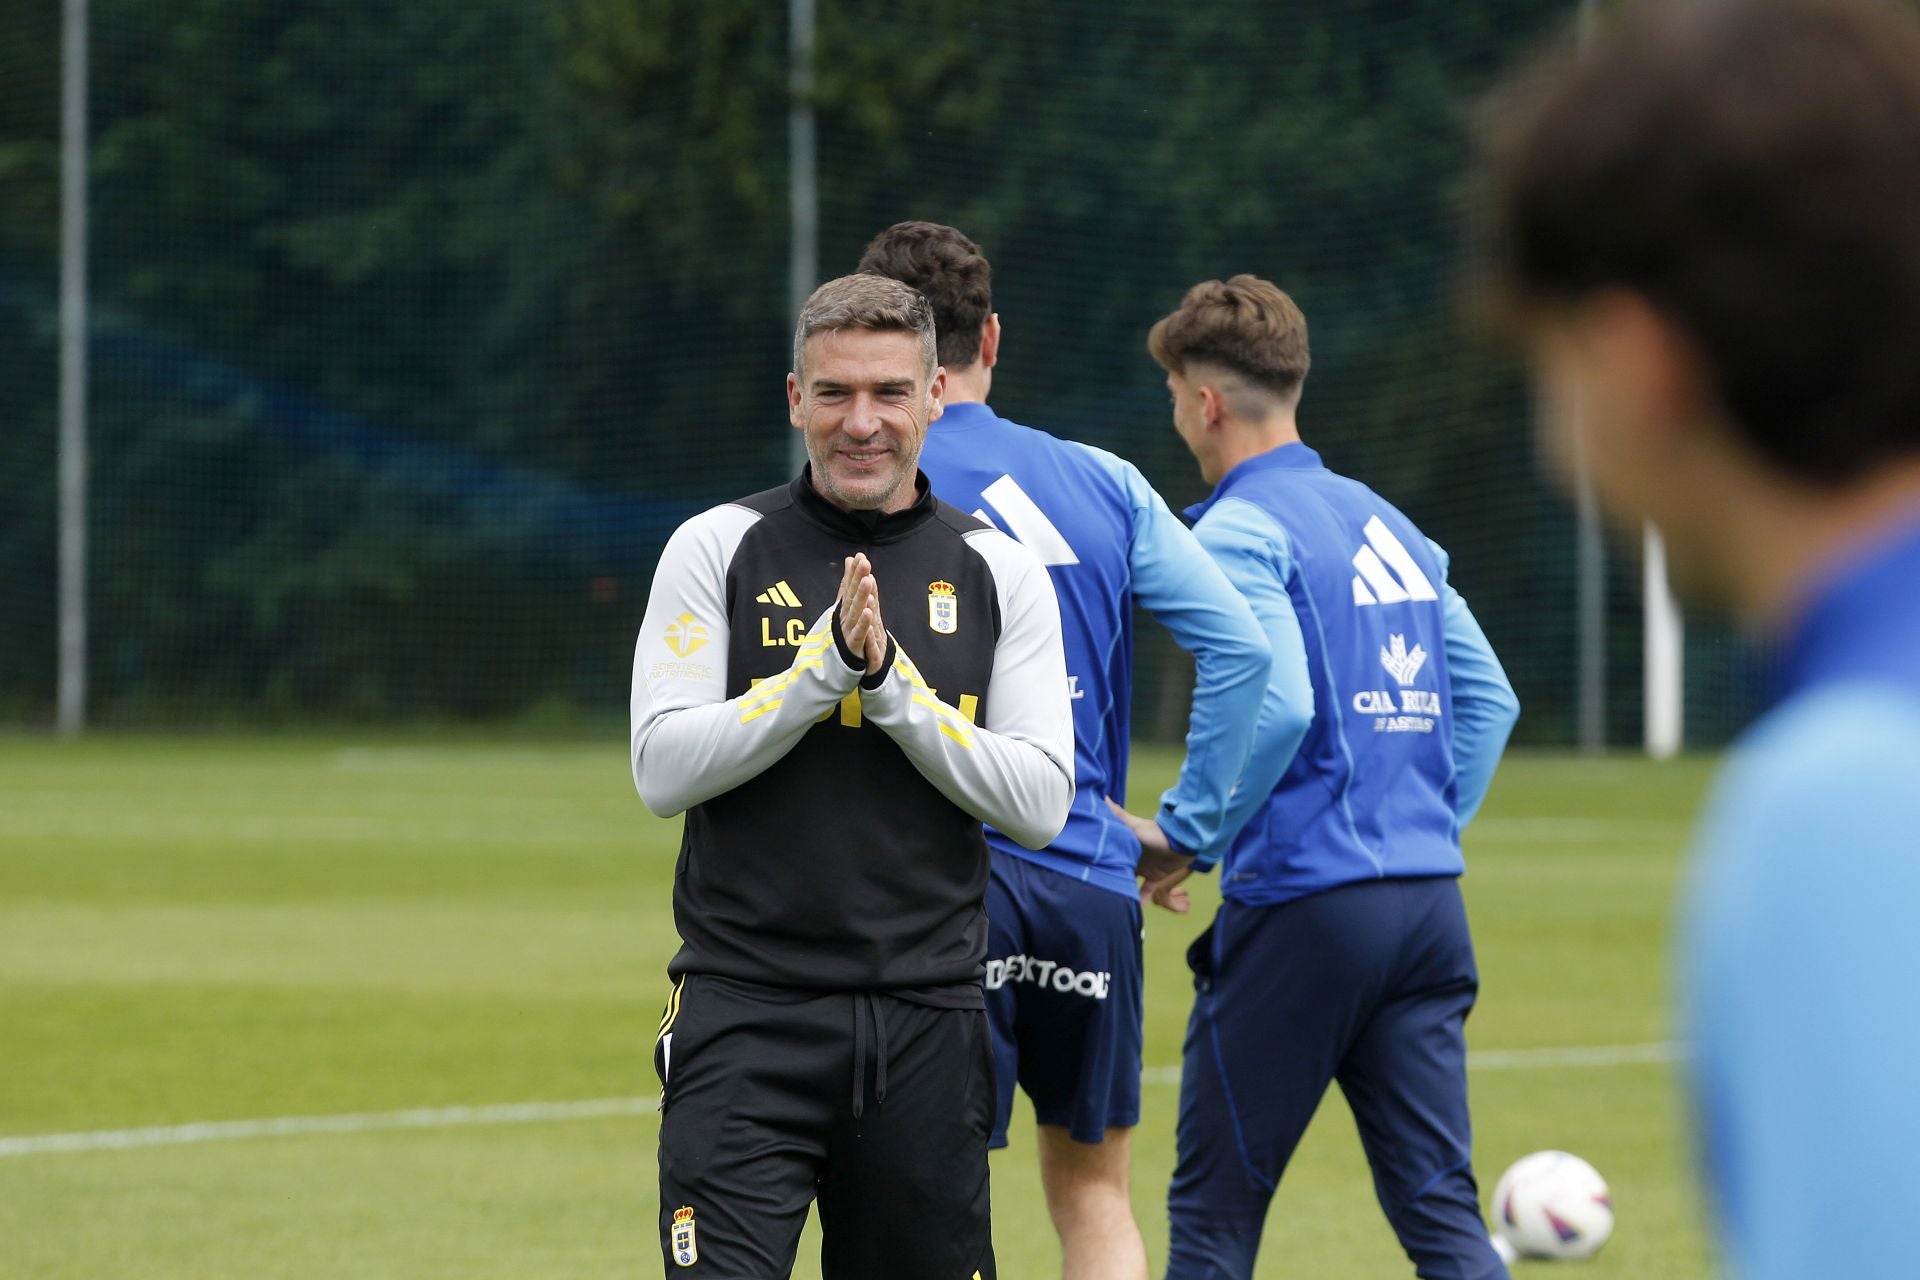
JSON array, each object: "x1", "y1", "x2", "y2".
[
  {"x1": 1476, "y1": 0, "x2": 1920, "y2": 1274},
  {"x1": 1111, "y1": 275, "x2": 1521, "y2": 1280},
  {"x1": 629, "y1": 273, "x2": 1074, "y2": 1278},
  {"x1": 858, "y1": 220, "x2": 1272, "y2": 1280}
]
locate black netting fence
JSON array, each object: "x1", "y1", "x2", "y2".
[{"x1": 0, "y1": 0, "x2": 1768, "y2": 742}]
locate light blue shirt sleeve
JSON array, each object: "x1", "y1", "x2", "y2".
[
  {"x1": 1429, "y1": 540, "x2": 1519, "y2": 826},
  {"x1": 1686, "y1": 688, "x2": 1920, "y2": 1280},
  {"x1": 1188, "y1": 497, "x2": 1315, "y2": 869},
  {"x1": 1097, "y1": 453, "x2": 1272, "y2": 856}
]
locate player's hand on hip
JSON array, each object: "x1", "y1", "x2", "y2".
[
  {"x1": 1106, "y1": 797, "x2": 1195, "y2": 913},
  {"x1": 1106, "y1": 795, "x2": 1171, "y2": 854},
  {"x1": 1140, "y1": 864, "x2": 1193, "y2": 914}
]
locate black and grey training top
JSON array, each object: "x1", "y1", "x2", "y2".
[{"x1": 630, "y1": 470, "x2": 1074, "y2": 1003}]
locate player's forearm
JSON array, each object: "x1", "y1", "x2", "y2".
[
  {"x1": 1186, "y1": 501, "x2": 1315, "y2": 865},
  {"x1": 1153, "y1": 603, "x2": 1272, "y2": 854},
  {"x1": 862, "y1": 645, "x2": 1074, "y2": 849},
  {"x1": 1196, "y1": 625, "x2": 1315, "y2": 867},
  {"x1": 1131, "y1": 512, "x2": 1273, "y2": 851},
  {"x1": 1441, "y1": 586, "x2": 1520, "y2": 825}
]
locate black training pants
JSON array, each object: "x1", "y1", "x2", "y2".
[{"x1": 655, "y1": 973, "x2": 997, "y2": 1280}]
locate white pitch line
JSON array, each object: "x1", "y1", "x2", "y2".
[
  {"x1": 0, "y1": 1098, "x2": 655, "y2": 1160},
  {"x1": 1469, "y1": 1041, "x2": 1685, "y2": 1070},
  {"x1": 1139, "y1": 1041, "x2": 1684, "y2": 1088},
  {"x1": 1, "y1": 1042, "x2": 1686, "y2": 1160}
]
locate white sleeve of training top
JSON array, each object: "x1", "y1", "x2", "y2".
[
  {"x1": 860, "y1": 527, "x2": 1075, "y2": 850},
  {"x1": 630, "y1": 505, "x2": 864, "y2": 816}
]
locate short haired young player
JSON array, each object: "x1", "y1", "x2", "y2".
[{"x1": 1113, "y1": 274, "x2": 1521, "y2": 1280}]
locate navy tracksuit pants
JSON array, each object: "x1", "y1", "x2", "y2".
[{"x1": 1165, "y1": 876, "x2": 1508, "y2": 1280}]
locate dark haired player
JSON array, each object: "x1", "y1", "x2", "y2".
[
  {"x1": 857, "y1": 221, "x2": 1271, "y2": 1280},
  {"x1": 1479, "y1": 1, "x2": 1920, "y2": 1273}
]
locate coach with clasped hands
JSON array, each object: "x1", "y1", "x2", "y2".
[{"x1": 629, "y1": 273, "x2": 1073, "y2": 1280}]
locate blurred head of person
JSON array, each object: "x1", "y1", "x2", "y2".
[
  {"x1": 1148, "y1": 274, "x2": 1312, "y2": 485},
  {"x1": 857, "y1": 221, "x2": 999, "y2": 399},
  {"x1": 788, "y1": 274, "x2": 946, "y2": 513},
  {"x1": 1476, "y1": 0, "x2": 1920, "y2": 616}
]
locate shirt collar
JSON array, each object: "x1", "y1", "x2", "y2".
[
  {"x1": 1184, "y1": 442, "x2": 1324, "y2": 523},
  {"x1": 1774, "y1": 507, "x2": 1920, "y2": 700},
  {"x1": 789, "y1": 466, "x2": 938, "y2": 543},
  {"x1": 930, "y1": 401, "x2": 996, "y2": 430}
]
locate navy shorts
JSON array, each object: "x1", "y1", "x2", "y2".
[{"x1": 983, "y1": 851, "x2": 1143, "y2": 1146}]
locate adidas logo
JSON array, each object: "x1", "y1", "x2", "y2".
[
  {"x1": 971, "y1": 474, "x2": 1081, "y2": 567},
  {"x1": 755, "y1": 581, "x2": 803, "y2": 608},
  {"x1": 1351, "y1": 516, "x2": 1438, "y2": 606}
]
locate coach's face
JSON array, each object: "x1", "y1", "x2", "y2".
[{"x1": 789, "y1": 327, "x2": 945, "y2": 513}]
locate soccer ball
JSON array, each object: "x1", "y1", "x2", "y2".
[{"x1": 1490, "y1": 1150, "x2": 1613, "y2": 1261}]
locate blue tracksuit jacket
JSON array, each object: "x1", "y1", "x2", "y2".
[
  {"x1": 1184, "y1": 443, "x2": 1519, "y2": 901},
  {"x1": 919, "y1": 401, "x2": 1271, "y2": 897}
]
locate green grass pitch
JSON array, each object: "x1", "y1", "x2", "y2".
[{"x1": 0, "y1": 736, "x2": 1716, "y2": 1277}]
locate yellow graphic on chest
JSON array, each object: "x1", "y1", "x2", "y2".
[
  {"x1": 760, "y1": 616, "x2": 810, "y2": 647},
  {"x1": 741, "y1": 676, "x2": 979, "y2": 734},
  {"x1": 927, "y1": 580, "x2": 958, "y2": 634},
  {"x1": 815, "y1": 687, "x2": 978, "y2": 728}
]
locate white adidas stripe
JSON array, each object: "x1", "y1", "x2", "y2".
[
  {"x1": 1352, "y1": 515, "x2": 1438, "y2": 606},
  {"x1": 977, "y1": 475, "x2": 1080, "y2": 567}
]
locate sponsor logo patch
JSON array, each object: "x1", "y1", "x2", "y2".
[
  {"x1": 1380, "y1": 634, "x2": 1428, "y2": 686},
  {"x1": 984, "y1": 954, "x2": 1112, "y2": 1000},
  {"x1": 648, "y1": 660, "x2": 713, "y2": 683},
  {"x1": 664, "y1": 612, "x2": 710, "y2": 658},
  {"x1": 1355, "y1": 633, "x2": 1440, "y2": 731}
]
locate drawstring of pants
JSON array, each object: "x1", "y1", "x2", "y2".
[{"x1": 850, "y1": 992, "x2": 890, "y2": 1120}]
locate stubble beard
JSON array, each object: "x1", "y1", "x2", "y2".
[{"x1": 808, "y1": 437, "x2": 911, "y2": 512}]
